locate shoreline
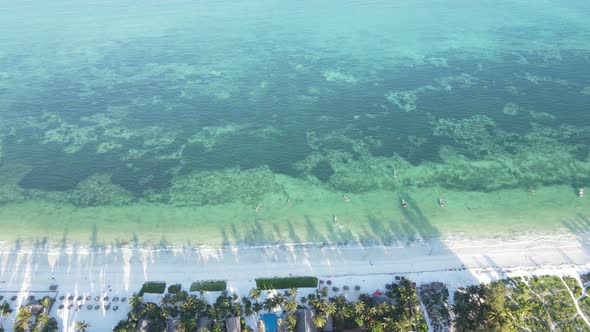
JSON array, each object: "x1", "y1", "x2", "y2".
[
  {"x1": 1, "y1": 230, "x2": 589, "y2": 331},
  {"x1": 0, "y1": 228, "x2": 582, "y2": 251},
  {"x1": 1, "y1": 230, "x2": 587, "y2": 282}
]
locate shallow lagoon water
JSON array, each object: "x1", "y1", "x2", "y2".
[{"x1": 1, "y1": 0, "x2": 590, "y2": 246}]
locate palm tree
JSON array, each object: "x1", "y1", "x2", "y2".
[
  {"x1": 272, "y1": 294, "x2": 285, "y2": 310},
  {"x1": 351, "y1": 301, "x2": 366, "y2": 328},
  {"x1": 307, "y1": 296, "x2": 320, "y2": 310},
  {"x1": 253, "y1": 302, "x2": 263, "y2": 313},
  {"x1": 160, "y1": 295, "x2": 173, "y2": 307},
  {"x1": 312, "y1": 314, "x2": 327, "y2": 328},
  {"x1": 13, "y1": 307, "x2": 32, "y2": 332},
  {"x1": 241, "y1": 297, "x2": 253, "y2": 316},
  {"x1": 75, "y1": 320, "x2": 91, "y2": 332},
  {"x1": 262, "y1": 298, "x2": 274, "y2": 312},
  {"x1": 299, "y1": 296, "x2": 308, "y2": 307},
  {"x1": 161, "y1": 304, "x2": 175, "y2": 320},
  {"x1": 39, "y1": 297, "x2": 54, "y2": 312},
  {"x1": 0, "y1": 301, "x2": 13, "y2": 330},
  {"x1": 286, "y1": 313, "x2": 297, "y2": 332},
  {"x1": 180, "y1": 296, "x2": 199, "y2": 317},
  {"x1": 34, "y1": 313, "x2": 58, "y2": 332},
  {"x1": 285, "y1": 298, "x2": 298, "y2": 312},
  {"x1": 323, "y1": 301, "x2": 337, "y2": 317},
  {"x1": 142, "y1": 302, "x2": 160, "y2": 319},
  {"x1": 113, "y1": 319, "x2": 134, "y2": 332},
  {"x1": 129, "y1": 294, "x2": 143, "y2": 310},
  {"x1": 353, "y1": 301, "x2": 365, "y2": 316},
  {"x1": 180, "y1": 317, "x2": 196, "y2": 332},
  {"x1": 317, "y1": 287, "x2": 328, "y2": 299},
  {"x1": 287, "y1": 288, "x2": 298, "y2": 298},
  {"x1": 333, "y1": 296, "x2": 351, "y2": 321},
  {"x1": 174, "y1": 290, "x2": 188, "y2": 303},
  {"x1": 249, "y1": 288, "x2": 261, "y2": 302}
]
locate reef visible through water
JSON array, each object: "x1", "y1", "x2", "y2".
[{"x1": 0, "y1": 0, "x2": 589, "y2": 245}]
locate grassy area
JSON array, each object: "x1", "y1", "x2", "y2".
[
  {"x1": 190, "y1": 280, "x2": 227, "y2": 292},
  {"x1": 139, "y1": 281, "x2": 166, "y2": 295},
  {"x1": 168, "y1": 283, "x2": 181, "y2": 294},
  {"x1": 255, "y1": 276, "x2": 318, "y2": 289}
]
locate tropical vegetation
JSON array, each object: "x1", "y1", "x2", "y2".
[
  {"x1": 2, "y1": 273, "x2": 589, "y2": 331},
  {"x1": 451, "y1": 275, "x2": 590, "y2": 331},
  {"x1": 75, "y1": 320, "x2": 91, "y2": 332}
]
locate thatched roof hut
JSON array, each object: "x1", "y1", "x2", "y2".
[
  {"x1": 225, "y1": 316, "x2": 241, "y2": 332},
  {"x1": 323, "y1": 315, "x2": 333, "y2": 332},
  {"x1": 277, "y1": 317, "x2": 287, "y2": 332},
  {"x1": 25, "y1": 302, "x2": 44, "y2": 316},
  {"x1": 371, "y1": 295, "x2": 394, "y2": 306},
  {"x1": 295, "y1": 309, "x2": 317, "y2": 332},
  {"x1": 136, "y1": 319, "x2": 153, "y2": 332},
  {"x1": 166, "y1": 319, "x2": 182, "y2": 332},
  {"x1": 196, "y1": 316, "x2": 212, "y2": 331}
]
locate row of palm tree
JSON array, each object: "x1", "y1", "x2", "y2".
[
  {"x1": 115, "y1": 291, "x2": 251, "y2": 332},
  {"x1": 0, "y1": 298, "x2": 91, "y2": 332},
  {"x1": 13, "y1": 307, "x2": 58, "y2": 332},
  {"x1": 116, "y1": 278, "x2": 430, "y2": 332},
  {"x1": 0, "y1": 301, "x2": 13, "y2": 332},
  {"x1": 2, "y1": 277, "x2": 429, "y2": 332}
]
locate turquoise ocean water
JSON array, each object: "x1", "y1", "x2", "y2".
[{"x1": 1, "y1": 0, "x2": 590, "y2": 245}]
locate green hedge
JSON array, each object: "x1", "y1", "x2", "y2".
[
  {"x1": 168, "y1": 283, "x2": 182, "y2": 294},
  {"x1": 255, "y1": 276, "x2": 318, "y2": 290},
  {"x1": 190, "y1": 280, "x2": 227, "y2": 292},
  {"x1": 139, "y1": 281, "x2": 166, "y2": 295}
]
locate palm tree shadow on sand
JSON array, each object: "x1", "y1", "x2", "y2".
[{"x1": 562, "y1": 213, "x2": 590, "y2": 257}]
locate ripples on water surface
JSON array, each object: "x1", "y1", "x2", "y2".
[{"x1": 0, "y1": 0, "x2": 589, "y2": 245}]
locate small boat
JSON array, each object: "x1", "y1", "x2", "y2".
[
  {"x1": 343, "y1": 195, "x2": 351, "y2": 202},
  {"x1": 401, "y1": 199, "x2": 408, "y2": 208},
  {"x1": 255, "y1": 203, "x2": 262, "y2": 213},
  {"x1": 580, "y1": 188, "x2": 585, "y2": 198},
  {"x1": 439, "y1": 198, "x2": 445, "y2": 208}
]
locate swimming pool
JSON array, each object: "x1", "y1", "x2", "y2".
[{"x1": 260, "y1": 312, "x2": 283, "y2": 332}]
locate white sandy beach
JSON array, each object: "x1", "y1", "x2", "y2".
[{"x1": 1, "y1": 231, "x2": 590, "y2": 331}]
